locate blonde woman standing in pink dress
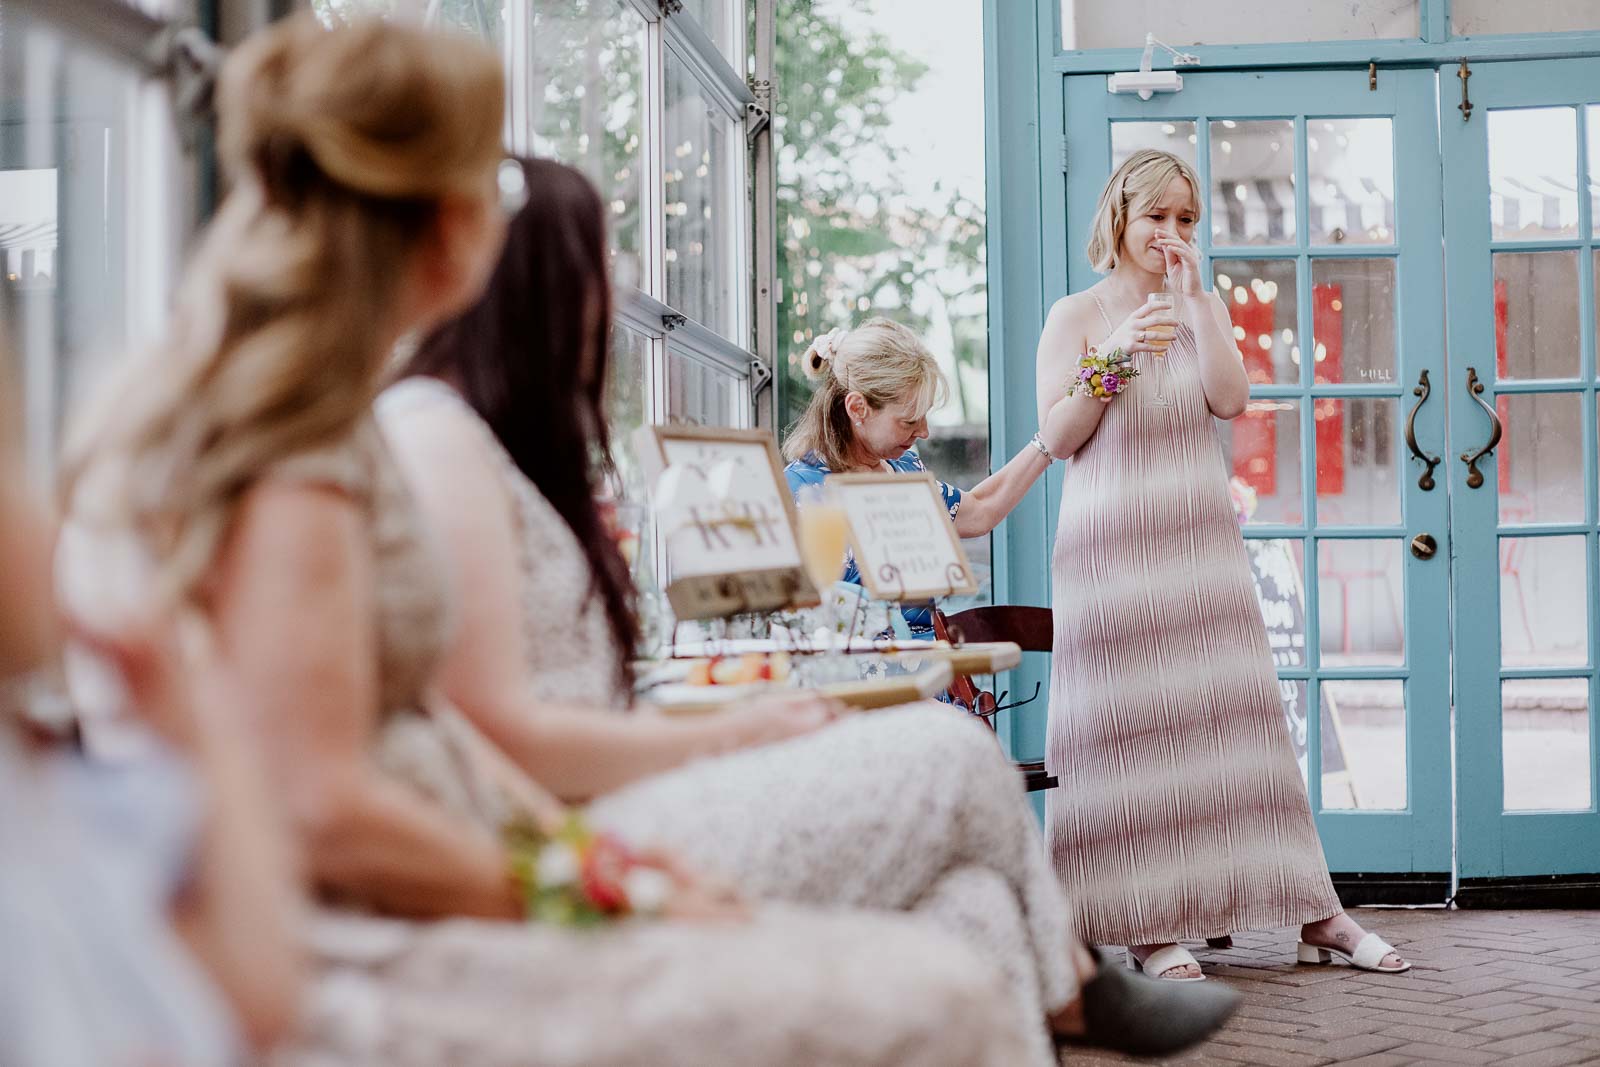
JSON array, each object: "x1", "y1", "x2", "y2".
[{"x1": 1035, "y1": 150, "x2": 1410, "y2": 982}]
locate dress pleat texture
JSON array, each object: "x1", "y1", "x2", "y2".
[{"x1": 1044, "y1": 301, "x2": 1342, "y2": 947}]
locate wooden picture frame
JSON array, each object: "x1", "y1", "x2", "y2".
[
  {"x1": 635, "y1": 424, "x2": 819, "y2": 620},
  {"x1": 825, "y1": 471, "x2": 977, "y2": 602}
]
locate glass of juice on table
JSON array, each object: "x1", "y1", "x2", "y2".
[
  {"x1": 1146, "y1": 291, "x2": 1176, "y2": 407},
  {"x1": 795, "y1": 485, "x2": 853, "y2": 650}
]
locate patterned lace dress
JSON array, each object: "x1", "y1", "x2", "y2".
[
  {"x1": 1043, "y1": 295, "x2": 1343, "y2": 947},
  {"x1": 379, "y1": 377, "x2": 1081, "y2": 1067},
  {"x1": 251, "y1": 416, "x2": 1034, "y2": 1067}
]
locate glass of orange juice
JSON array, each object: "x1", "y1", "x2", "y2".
[{"x1": 795, "y1": 485, "x2": 853, "y2": 649}]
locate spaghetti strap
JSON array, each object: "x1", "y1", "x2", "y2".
[{"x1": 1090, "y1": 292, "x2": 1116, "y2": 333}]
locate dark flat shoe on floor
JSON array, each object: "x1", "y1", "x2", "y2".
[
  {"x1": 1057, "y1": 948, "x2": 1241, "y2": 1058},
  {"x1": 1205, "y1": 935, "x2": 1234, "y2": 950}
]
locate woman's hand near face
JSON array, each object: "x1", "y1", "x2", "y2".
[{"x1": 1154, "y1": 233, "x2": 1205, "y2": 299}]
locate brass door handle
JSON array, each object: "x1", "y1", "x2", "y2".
[
  {"x1": 1460, "y1": 366, "x2": 1503, "y2": 489},
  {"x1": 1404, "y1": 369, "x2": 1442, "y2": 491},
  {"x1": 1411, "y1": 532, "x2": 1438, "y2": 560}
]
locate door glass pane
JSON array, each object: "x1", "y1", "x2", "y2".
[
  {"x1": 1488, "y1": 108, "x2": 1578, "y2": 240},
  {"x1": 1321, "y1": 679, "x2": 1406, "y2": 811},
  {"x1": 1502, "y1": 678, "x2": 1592, "y2": 812},
  {"x1": 1216, "y1": 259, "x2": 1298, "y2": 384},
  {"x1": 1210, "y1": 120, "x2": 1295, "y2": 246},
  {"x1": 1226, "y1": 399, "x2": 1303, "y2": 525},
  {"x1": 1311, "y1": 258, "x2": 1397, "y2": 385},
  {"x1": 1245, "y1": 538, "x2": 1308, "y2": 669},
  {"x1": 1280, "y1": 678, "x2": 1312, "y2": 789},
  {"x1": 1500, "y1": 536, "x2": 1589, "y2": 668},
  {"x1": 1315, "y1": 398, "x2": 1400, "y2": 526},
  {"x1": 1493, "y1": 251, "x2": 1580, "y2": 380},
  {"x1": 1112, "y1": 120, "x2": 1197, "y2": 171},
  {"x1": 1317, "y1": 538, "x2": 1404, "y2": 668},
  {"x1": 664, "y1": 54, "x2": 736, "y2": 338},
  {"x1": 667, "y1": 351, "x2": 741, "y2": 426},
  {"x1": 525, "y1": 1, "x2": 647, "y2": 291},
  {"x1": 1456, "y1": 1, "x2": 1600, "y2": 35},
  {"x1": 1497, "y1": 393, "x2": 1584, "y2": 524},
  {"x1": 1063, "y1": 0, "x2": 1417, "y2": 49},
  {"x1": 1307, "y1": 118, "x2": 1395, "y2": 245}
]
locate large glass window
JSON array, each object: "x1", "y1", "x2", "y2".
[
  {"x1": 311, "y1": 0, "x2": 758, "y2": 485},
  {"x1": 775, "y1": 0, "x2": 992, "y2": 600}
]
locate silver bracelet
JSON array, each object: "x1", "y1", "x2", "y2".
[{"x1": 1028, "y1": 432, "x2": 1055, "y2": 463}]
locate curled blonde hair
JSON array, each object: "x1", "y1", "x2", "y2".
[
  {"x1": 63, "y1": 14, "x2": 504, "y2": 606},
  {"x1": 782, "y1": 318, "x2": 947, "y2": 472},
  {"x1": 1086, "y1": 149, "x2": 1202, "y2": 273}
]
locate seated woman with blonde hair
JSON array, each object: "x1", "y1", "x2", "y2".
[
  {"x1": 55, "y1": 15, "x2": 1057, "y2": 1067},
  {"x1": 378, "y1": 157, "x2": 1239, "y2": 1065},
  {"x1": 783, "y1": 318, "x2": 1079, "y2": 635}
]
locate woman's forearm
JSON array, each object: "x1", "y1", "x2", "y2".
[
  {"x1": 1183, "y1": 295, "x2": 1249, "y2": 419},
  {"x1": 303, "y1": 768, "x2": 522, "y2": 921},
  {"x1": 472, "y1": 700, "x2": 764, "y2": 803},
  {"x1": 953, "y1": 446, "x2": 1051, "y2": 538}
]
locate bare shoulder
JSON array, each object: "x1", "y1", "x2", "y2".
[{"x1": 1039, "y1": 288, "x2": 1101, "y2": 362}]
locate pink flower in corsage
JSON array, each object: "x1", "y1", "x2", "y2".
[{"x1": 1065, "y1": 345, "x2": 1140, "y2": 401}]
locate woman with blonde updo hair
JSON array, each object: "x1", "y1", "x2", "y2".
[
  {"x1": 785, "y1": 317, "x2": 1083, "y2": 635},
  {"x1": 53, "y1": 17, "x2": 1075, "y2": 1067}
]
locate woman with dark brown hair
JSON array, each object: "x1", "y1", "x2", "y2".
[{"x1": 380, "y1": 157, "x2": 1240, "y2": 1065}]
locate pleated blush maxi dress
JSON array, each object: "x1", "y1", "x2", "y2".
[{"x1": 1044, "y1": 295, "x2": 1344, "y2": 948}]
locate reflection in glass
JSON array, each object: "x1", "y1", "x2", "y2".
[
  {"x1": 1315, "y1": 399, "x2": 1399, "y2": 527},
  {"x1": 1244, "y1": 538, "x2": 1308, "y2": 669},
  {"x1": 667, "y1": 350, "x2": 740, "y2": 427},
  {"x1": 1224, "y1": 399, "x2": 1303, "y2": 526},
  {"x1": 680, "y1": 0, "x2": 736, "y2": 63},
  {"x1": 512, "y1": 1, "x2": 647, "y2": 290},
  {"x1": 1111, "y1": 121, "x2": 1197, "y2": 171},
  {"x1": 1307, "y1": 119, "x2": 1395, "y2": 245},
  {"x1": 607, "y1": 326, "x2": 651, "y2": 497},
  {"x1": 1317, "y1": 538, "x2": 1404, "y2": 668},
  {"x1": 1496, "y1": 393, "x2": 1584, "y2": 525},
  {"x1": 1279, "y1": 678, "x2": 1312, "y2": 789},
  {"x1": 1493, "y1": 251, "x2": 1580, "y2": 380},
  {"x1": 1488, "y1": 107, "x2": 1578, "y2": 240},
  {"x1": 1321, "y1": 679, "x2": 1406, "y2": 811},
  {"x1": 1502, "y1": 678, "x2": 1592, "y2": 812},
  {"x1": 664, "y1": 52, "x2": 736, "y2": 337},
  {"x1": 1311, "y1": 258, "x2": 1397, "y2": 385},
  {"x1": 1500, "y1": 536, "x2": 1588, "y2": 669},
  {"x1": 1210, "y1": 120, "x2": 1295, "y2": 245},
  {"x1": 1215, "y1": 259, "x2": 1297, "y2": 385}
]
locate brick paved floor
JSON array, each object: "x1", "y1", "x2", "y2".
[{"x1": 1062, "y1": 910, "x2": 1600, "y2": 1067}]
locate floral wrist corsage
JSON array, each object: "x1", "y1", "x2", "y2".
[
  {"x1": 505, "y1": 814, "x2": 673, "y2": 926},
  {"x1": 1064, "y1": 345, "x2": 1139, "y2": 400}
]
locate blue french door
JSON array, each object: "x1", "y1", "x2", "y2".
[
  {"x1": 1060, "y1": 68, "x2": 1452, "y2": 881},
  {"x1": 1441, "y1": 58, "x2": 1600, "y2": 891}
]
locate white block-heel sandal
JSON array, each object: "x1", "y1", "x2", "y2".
[
  {"x1": 1296, "y1": 933, "x2": 1411, "y2": 973},
  {"x1": 1128, "y1": 944, "x2": 1207, "y2": 982}
]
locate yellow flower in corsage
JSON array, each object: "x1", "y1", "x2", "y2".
[{"x1": 1065, "y1": 346, "x2": 1139, "y2": 401}]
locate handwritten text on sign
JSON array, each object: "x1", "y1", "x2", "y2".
[{"x1": 829, "y1": 474, "x2": 975, "y2": 602}]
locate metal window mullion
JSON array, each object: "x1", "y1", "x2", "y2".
[{"x1": 642, "y1": 12, "x2": 668, "y2": 307}]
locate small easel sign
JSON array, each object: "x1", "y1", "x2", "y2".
[
  {"x1": 635, "y1": 425, "x2": 819, "y2": 620},
  {"x1": 826, "y1": 472, "x2": 977, "y2": 603}
]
